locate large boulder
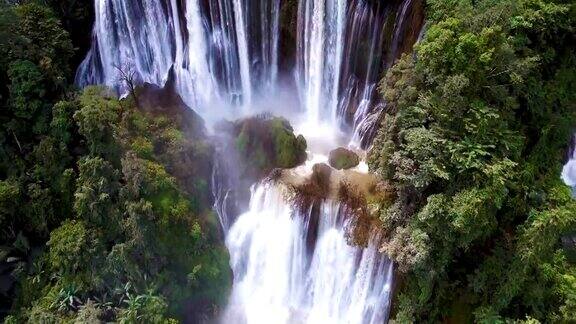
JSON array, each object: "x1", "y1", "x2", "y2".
[
  {"x1": 329, "y1": 147, "x2": 360, "y2": 170},
  {"x1": 228, "y1": 114, "x2": 307, "y2": 179}
]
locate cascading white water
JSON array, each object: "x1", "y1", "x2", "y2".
[
  {"x1": 232, "y1": 0, "x2": 252, "y2": 107},
  {"x1": 180, "y1": 0, "x2": 220, "y2": 110},
  {"x1": 349, "y1": 0, "x2": 422, "y2": 147},
  {"x1": 77, "y1": 0, "x2": 281, "y2": 113},
  {"x1": 257, "y1": 0, "x2": 281, "y2": 93},
  {"x1": 224, "y1": 183, "x2": 394, "y2": 324},
  {"x1": 76, "y1": 0, "x2": 174, "y2": 89},
  {"x1": 78, "y1": 0, "x2": 418, "y2": 143},
  {"x1": 562, "y1": 134, "x2": 576, "y2": 195},
  {"x1": 296, "y1": 0, "x2": 418, "y2": 147},
  {"x1": 346, "y1": 1, "x2": 387, "y2": 147},
  {"x1": 297, "y1": 0, "x2": 346, "y2": 126},
  {"x1": 76, "y1": 0, "x2": 220, "y2": 112},
  {"x1": 77, "y1": 0, "x2": 424, "y2": 322}
]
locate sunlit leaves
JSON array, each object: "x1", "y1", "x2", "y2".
[{"x1": 369, "y1": 0, "x2": 576, "y2": 321}]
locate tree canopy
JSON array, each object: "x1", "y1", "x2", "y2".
[
  {"x1": 368, "y1": 0, "x2": 576, "y2": 321},
  {"x1": 0, "y1": 3, "x2": 230, "y2": 322}
]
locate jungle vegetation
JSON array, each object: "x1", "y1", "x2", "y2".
[
  {"x1": 0, "y1": 0, "x2": 574, "y2": 323},
  {"x1": 368, "y1": 0, "x2": 576, "y2": 321},
  {"x1": 0, "y1": 2, "x2": 230, "y2": 322}
]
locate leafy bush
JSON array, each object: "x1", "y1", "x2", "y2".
[{"x1": 369, "y1": 0, "x2": 576, "y2": 321}]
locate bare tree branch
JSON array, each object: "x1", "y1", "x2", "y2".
[{"x1": 113, "y1": 63, "x2": 140, "y2": 109}]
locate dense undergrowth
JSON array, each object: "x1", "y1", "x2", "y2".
[
  {"x1": 1, "y1": 0, "x2": 575, "y2": 322},
  {"x1": 0, "y1": 2, "x2": 230, "y2": 322},
  {"x1": 368, "y1": 0, "x2": 576, "y2": 321}
]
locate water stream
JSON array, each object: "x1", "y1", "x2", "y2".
[
  {"x1": 223, "y1": 183, "x2": 394, "y2": 324},
  {"x1": 77, "y1": 0, "x2": 424, "y2": 322},
  {"x1": 562, "y1": 134, "x2": 576, "y2": 196}
]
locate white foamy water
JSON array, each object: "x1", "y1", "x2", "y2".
[
  {"x1": 297, "y1": 0, "x2": 346, "y2": 126},
  {"x1": 563, "y1": 160, "x2": 576, "y2": 187},
  {"x1": 223, "y1": 184, "x2": 394, "y2": 324},
  {"x1": 77, "y1": 0, "x2": 424, "y2": 322},
  {"x1": 562, "y1": 134, "x2": 576, "y2": 196},
  {"x1": 76, "y1": 0, "x2": 281, "y2": 117}
]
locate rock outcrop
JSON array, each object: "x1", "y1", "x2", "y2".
[
  {"x1": 227, "y1": 114, "x2": 307, "y2": 179},
  {"x1": 135, "y1": 82, "x2": 213, "y2": 207},
  {"x1": 329, "y1": 147, "x2": 360, "y2": 170},
  {"x1": 137, "y1": 81, "x2": 205, "y2": 138}
]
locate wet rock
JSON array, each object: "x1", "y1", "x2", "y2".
[
  {"x1": 329, "y1": 147, "x2": 360, "y2": 170},
  {"x1": 311, "y1": 163, "x2": 332, "y2": 194},
  {"x1": 231, "y1": 114, "x2": 307, "y2": 178},
  {"x1": 279, "y1": 0, "x2": 298, "y2": 72}
]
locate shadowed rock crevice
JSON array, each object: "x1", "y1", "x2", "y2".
[{"x1": 269, "y1": 160, "x2": 394, "y2": 251}]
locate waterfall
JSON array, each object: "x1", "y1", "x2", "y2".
[
  {"x1": 562, "y1": 134, "x2": 576, "y2": 196},
  {"x1": 77, "y1": 0, "x2": 420, "y2": 142},
  {"x1": 76, "y1": 0, "x2": 219, "y2": 111},
  {"x1": 180, "y1": 0, "x2": 219, "y2": 110},
  {"x1": 75, "y1": 0, "x2": 174, "y2": 90},
  {"x1": 295, "y1": 0, "x2": 422, "y2": 147},
  {"x1": 224, "y1": 183, "x2": 394, "y2": 324},
  {"x1": 232, "y1": 0, "x2": 252, "y2": 107},
  {"x1": 77, "y1": 0, "x2": 281, "y2": 112},
  {"x1": 256, "y1": 0, "x2": 281, "y2": 93},
  {"x1": 296, "y1": 0, "x2": 346, "y2": 126},
  {"x1": 77, "y1": 0, "x2": 424, "y2": 322}
]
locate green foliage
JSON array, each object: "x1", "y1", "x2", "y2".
[
  {"x1": 23, "y1": 183, "x2": 53, "y2": 236},
  {"x1": 329, "y1": 147, "x2": 360, "y2": 170},
  {"x1": 12, "y1": 2, "x2": 74, "y2": 87},
  {"x1": 0, "y1": 1, "x2": 76, "y2": 178},
  {"x1": 0, "y1": 4, "x2": 20, "y2": 72},
  {"x1": 130, "y1": 136, "x2": 154, "y2": 159},
  {"x1": 47, "y1": 220, "x2": 100, "y2": 277},
  {"x1": 74, "y1": 157, "x2": 120, "y2": 231},
  {"x1": 74, "y1": 86, "x2": 121, "y2": 159},
  {"x1": 3, "y1": 89, "x2": 232, "y2": 322},
  {"x1": 117, "y1": 292, "x2": 176, "y2": 324},
  {"x1": 270, "y1": 118, "x2": 307, "y2": 168},
  {"x1": 0, "y1": 2, "x2": 74, "y2": 114},
  {"x1": 32, "y1": 137, "x2": 72, "y2": 186},
  {"x1": 0, "y1": 180, "x2": 20, "y2": 229},
  {"x1": 7, "y1": 60, "x2": 46, "y2": 120},
  {"x1": 369, "y1": 0, "x2": 576, "y2": 321},
  {"x1": 0, "y1": 19, "x2": 230, "y2": 321},
  {"x1": 1, "y1": 3, "x2": 230, "y2": 322},
  {"x1": 51, "y1": 99, "x2": 79, "y2": 145}
]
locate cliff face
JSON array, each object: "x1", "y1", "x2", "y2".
[
  {"x1": 137, "y1": 82, "x2": 215, "y2": 208},
  {"x1": 271, "y1": 158, "x2": 394, "y2": 253},
  {"x1": 279, "y1": 0, "x2": 299, "y2": 74},
  {"x1": 385, "y1": 0, "x2": 425, "y2": 67}
]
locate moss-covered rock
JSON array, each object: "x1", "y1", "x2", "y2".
[
  {"x1": 231, "y1": 114, "x2": 307, "y2": 178},
  {"x1": 329, "y1": 147, "x2": 360, "y2": 170},
  {"x1": 131, "y1": 82, "x2": 215, "y2": 208}
]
